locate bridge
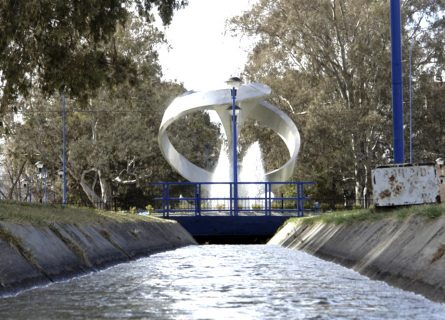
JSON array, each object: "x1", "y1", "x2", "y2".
[{"x1": 152, "y1": 181, "x2": 315, "y2": 243}]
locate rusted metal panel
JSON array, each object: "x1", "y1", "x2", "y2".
[{"x1": 372, "y1": 164, "x2": 440, "y2": 207}]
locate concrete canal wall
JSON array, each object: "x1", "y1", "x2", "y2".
[
  {"x1": 269, "y1": 214, "x2": 445, "y2": 302},
  {"x1": 0, "y1": 218, "x2": 196, "y2": 295}
]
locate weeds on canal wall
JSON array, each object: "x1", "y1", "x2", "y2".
[{"x1": 288, "y1": 203, "x2": 445, "y2": 226}]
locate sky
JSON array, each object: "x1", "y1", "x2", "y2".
[{"x1": 157, "y1": 0, "x2": 257, "y2": 91}]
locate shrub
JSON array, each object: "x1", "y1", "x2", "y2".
[
  {"x1": 271, "y1": 201, "x2": 281, "y2": 209},
  {"x1": 251, "y1": 203, "x2": 263, "y2": 210},
  {"x1": 304, "y1": 201, "x2": 313, "y2": 209},
  {"x1": 145, "y1": 204, "x2": 154, "y2": 214},
  {"x1": 335, "y1": 204, "x2": 344, "y2": 211}
]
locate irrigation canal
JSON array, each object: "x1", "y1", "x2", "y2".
[{"x1": 1, "y1": 245, "x2": 444, "y2": 319}]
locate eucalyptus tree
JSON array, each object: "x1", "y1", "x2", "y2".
[
  {"x1": 4, "y1": 13, "x2": 220, "y2": 209},
  {"x1": 231, "y1": 0, "x2": 445, "y2": 205},
  {"x1": 0, "y1": 0, "x2": 187, "y2": 116},
  {"x1": 2, "y1": 15, "x2": 175, "y2": 208}
]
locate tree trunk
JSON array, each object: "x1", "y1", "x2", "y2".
[
  {"x1": 98, "y1": 169, "x2": 112, "y2": 210},
  {"x1": 351, "y1": 134, "x2": 361, "y2": 206},
  {"x1": 80, "y1": 169, "x2": 101, "y2": 207}
]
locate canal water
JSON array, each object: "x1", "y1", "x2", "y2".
[{"x1": 1, "y1": 245, "x2": 445, "y2": 319}]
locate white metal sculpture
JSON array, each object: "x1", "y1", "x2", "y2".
[{"x1": 158, "y1": 83, "x2": 300, "y2": 182}]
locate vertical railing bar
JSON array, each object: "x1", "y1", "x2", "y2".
[
  {"x1": 166, "y1": 184, "x2": 170, "y2": 217},
  {"x1": 229, "y1": 183, "x2": 233, "y2": 216},
  {"x1": 264, "y1": 182, "x2": 268, "y2": 216}
]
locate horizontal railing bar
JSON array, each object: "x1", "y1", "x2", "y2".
[{"x1": 149, "y1": 181, "x2": 315, "y2": 185}]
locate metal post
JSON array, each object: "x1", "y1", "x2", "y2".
[
  {"x1": 231, "y1": 87, "x2": 239, "y2": 217},
  {"x1": 229, "y1": 183, "x2": 233, "y2": 216},
  {"x1": 43, "y1": 168, "x2": 48, "y2": 204},
  {"x1": 195, "y1": 183, "x2": 201, "y2": 216},
  {"x1": 390, "y1": 0, "x2": 404, "y2": 164},
  {"x1": 61, "y1": 92, "x2": 68, "y2": 205},
  {"x1": 264, "y1": 183, "x2": 268, "y2": 216},
  {"x1": 409, "y1": 40, "x2": 414, "y2": 163}
]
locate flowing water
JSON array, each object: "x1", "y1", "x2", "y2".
[{"x1": 1, "y1": 245, "x2": 444, "y2": 319}]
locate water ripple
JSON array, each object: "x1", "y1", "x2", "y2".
[{"x1": 0, "y1": 245, "x2": 445, "y2": 319}]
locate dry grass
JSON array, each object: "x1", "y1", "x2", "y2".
[
  {"x1": 287, "y1": 203, "x2": 445, "y2": 226},
  {"x1": 0, "y1": 201, "x2": 163, "y2": 226}
]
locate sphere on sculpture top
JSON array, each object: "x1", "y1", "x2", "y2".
[{"x1": 158, "y1": 82, "x2": 300, "y2": 183}]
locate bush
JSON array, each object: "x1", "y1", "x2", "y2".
[
  {"x1": 251, "y1": 203, "x2": 263, "y2": 210},
  {"x1": 284, "y1": 201, "x2": 295, "y2": 209},
  {"x1": 304, "y1": 201, "x2": 313, "y2": 209},
  {"x1": 145, "y1": 204, "x2": 154, "y2": 214},
  {"x1": 320, "y1": 203, "x2": 331, "y2": 212},
  {"x1": 271, "y1": 201, "x2": 281, "y2": 209},
  {"x1": 335, "y1": 204, "x2": 344, "y2": 211}
]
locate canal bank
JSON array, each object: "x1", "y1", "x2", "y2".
[
  {"x1": 269, "y1": 205, "x2": 445, "y2": 302},
  {"x1": 0, "y1": 202, "x2": 196, "y2": 295}
]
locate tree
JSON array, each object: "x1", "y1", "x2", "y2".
[
  {"x1": 231, "y1": 0, "x2": 445, "y2": 206},
  {"x1": 0, "y1": 0, "x2": 187, "y2": 116},
  {"x1": 4, "y1": 14, "x2": 221, "y2": 210}
]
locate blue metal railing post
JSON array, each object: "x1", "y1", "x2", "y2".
[
  {"x1": 264, "y1": 182, "x2": 268, "y2": 216},
  {"x1": 298, "y1": 183, "x2": 305, "y2": 217},
  {"x1": 165, "y1": 184, "x2": 170, "y2": 217},
  {"x1": 268, "y1": 183, "x2": 272, "y2": 216},
  {"x1": 229, "y1": 183, "x2": 233, "y2": 216},
  {"x1": 161, "y1": 184, "x2": 167, "y2": 217},
  {"x1": 195, "y1": 183, "x2": 201, "y2": 216}
]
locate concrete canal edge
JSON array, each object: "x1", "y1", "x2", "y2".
[
  {"x1": 0, "y1": 218, "x2": 196, "y2": 295},
  {"x1": 269, "y1": 215, "x2": 445, "y2": 302}
]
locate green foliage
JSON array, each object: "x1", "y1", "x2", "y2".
[
  {"x1": 2, "y1": 15, "x2": 189, "y2": 208},
  {"x1": 145, "y1": 204, "x2": 154, "y2": 213},
  {"x1": 0, "y1": 0, "x2": 186, "y2": 115},
  {"x1": 231, "y1": 0, "x2": 445, "y2": 203},
  {"x1": 320, "y1": 203, "x2": 331, "y2": 212},
  {"x1": 335, "y1": 204, "x2": 345, "y2": 211},
  {"x1": 251, "y1": 203, "x2": 263, "y2": 210}
]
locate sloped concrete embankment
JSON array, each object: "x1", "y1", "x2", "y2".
[
  {"x1": 0, "y1": 219, "x2": 196, "y2": 295},
  {"x1": 269, "y1": 215, "x2": 445, "y2": 302}
]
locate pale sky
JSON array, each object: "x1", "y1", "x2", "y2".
[{"x1": 157, "y1": 0, "x2": 257, "y2": 91}]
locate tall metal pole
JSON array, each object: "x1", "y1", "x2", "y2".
[
  {"x1": 390, "y1": 0, "x2": 404, "y2": 164},
  {"x1": 409, "y1": 40, "x2": 414, "y2": 164},
  {"x1": 61, "y1": 92, "x2": 68, "y2": 205},
  {"x1": 231, "y1": 87, "x2": 238, "y2": 217}
]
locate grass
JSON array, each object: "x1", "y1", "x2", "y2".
[
  {"x1": 286, "y1": 203, "x2": 445, "y2": 226},
  {"x1": 0, "y1": 200, "x2": 164, "y2": 226}
]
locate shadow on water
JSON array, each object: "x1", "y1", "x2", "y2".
[{"x1": 194, "y1": 235, "x2": 271, "y2": 245}]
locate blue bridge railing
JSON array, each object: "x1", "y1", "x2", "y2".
[{"x1": 151, "y1": 181, "x2": 315, "y2": 217}]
